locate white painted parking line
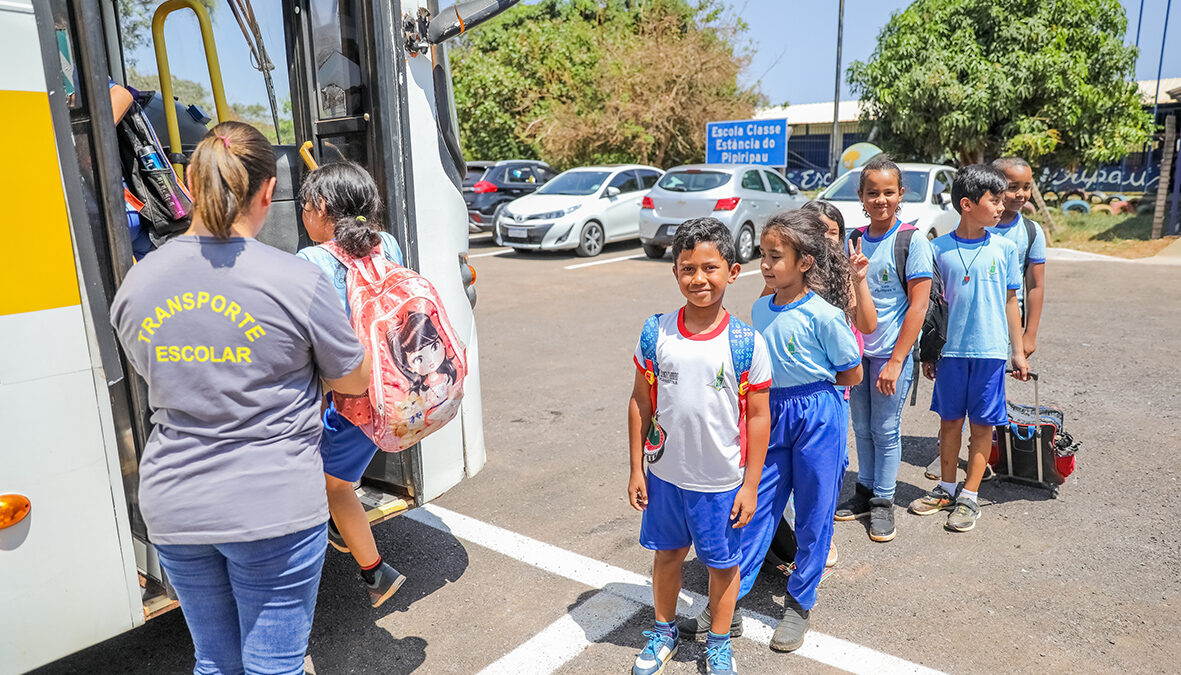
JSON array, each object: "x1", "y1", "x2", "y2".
[
  {"x1": 478, "y1": 590, "x2": 643, "y2": 674},
  {"x1": 564, "y1": 254, "x2": 646, "y2": 270},
  {"x1": 469, "y1": 248, "x2": 512, "y2": 258},
  {"x1": 407, "y1": 505, "x2": 945, "y2": 675}
]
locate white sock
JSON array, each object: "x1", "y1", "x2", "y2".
[
  {"x1": 939, "y1": 481, "x2": 957, "y2": 497},
  {"x1": 959, "y1": 488, "x2": 978, "y2": 505}
]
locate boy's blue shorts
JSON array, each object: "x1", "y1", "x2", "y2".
[
  {"x1": 931, "y1": 357, "x2": 1008, "y2": 426},
  {"x1": 640, "y1": 471, "x2": 741, "y2": 569},
  {"x1": 320, "y1": 400, "x2": 379, "y2": 483}
]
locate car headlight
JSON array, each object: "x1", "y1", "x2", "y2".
[{"x1": 536, "y1": 205, "x2": 581, "y2": 220}]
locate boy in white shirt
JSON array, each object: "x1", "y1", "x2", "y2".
[{"x1": 627, "y1": 218, "x2": 772, "y2": 675}]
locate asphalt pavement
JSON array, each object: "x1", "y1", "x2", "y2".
[{"x1": 36, "y1": 234, "x2": 1181, "y2": 674}]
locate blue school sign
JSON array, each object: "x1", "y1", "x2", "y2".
[{"x1": 705, "y1": 119, "x2": 789, "y2": 166}]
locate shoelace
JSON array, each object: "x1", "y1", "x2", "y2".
[
  {"x1": 640, "y1": 630, "x2": 673, "y2": 657},
  {"x1": 706, "y1": 641, "x2": 733, "y2": 670}
]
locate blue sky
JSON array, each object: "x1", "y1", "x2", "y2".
[
  {"x1": 132, "y1": 0, "x2": 1178, "y2": 110},
  {"x1": 735, "y1": 0, "x2": 1180, "y2": 106}
]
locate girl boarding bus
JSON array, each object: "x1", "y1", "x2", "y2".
[{"x1": 0, "y1": 1, "x2": 512, "y2": 671}]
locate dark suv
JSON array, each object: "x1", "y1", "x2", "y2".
[{"x1": 464, "y1": 160, "x2": 557, "y2": 232}]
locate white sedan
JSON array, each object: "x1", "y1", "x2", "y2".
[
  {"x1": 494, "y1": 164, "x2": 663, "y2": 256},
  {"x1": 818, "y1": 163, "x2": 959, "y2": 239}
]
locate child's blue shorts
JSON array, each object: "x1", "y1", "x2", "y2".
[
  {"x1": 931, "y1": 357, "x2": 1008, "y2": 426},
  {"x1": 320, "y1": 399, "x2": 379, "y2": 483},
  {"x1": 640, "y1": 471, "x2": 741, "y2": 569}
]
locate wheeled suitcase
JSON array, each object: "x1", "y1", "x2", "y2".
[{"x1": 989, "y1": 373, "x2": 1080, "y2": 498}]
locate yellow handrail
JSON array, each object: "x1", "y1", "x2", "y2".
[
  {"x1": 152, "y1": 0, "x2": 231, "y2": 176},
  {"x1": 299, "y1": 141, "x2": 319, "y2": 170}
]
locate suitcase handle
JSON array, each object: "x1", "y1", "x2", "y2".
[{"x1": 1009, "y1": 422, "x2": 1037, "y2": 441}]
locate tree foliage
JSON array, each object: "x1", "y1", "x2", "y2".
[
  {"x1": 118, "y1": 0, "x2": 219, "y2": 55},
  {"x1": 847, "y1": 0, "x2": 1152, "y2": 168},
  {"x1": 450, "y1": 0, "x2": 761, "y2": 169}
]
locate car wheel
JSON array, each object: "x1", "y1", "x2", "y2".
[
  {"x1": 511, "y1": 247, "x2": 530, "y2": 255},
  {"x1": 575, "y1": 220, "x2": 605, "y2": 257},
  {"x1": 642, "y1": 243, "x2": 667, "y2": 259},
  {"x1": 736, "y1": 223, "x2": 756, "y2": 263}
]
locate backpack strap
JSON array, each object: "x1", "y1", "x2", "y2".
[
  {"x1": 1021, "y1": 215, "x2": 1037, "y2": 275},
  {"x1": 640, "y1": 313, "x2": 662, "y2": 413},
  {"x1": 728, "y1": 316, "x2": 756, "y2": 468},
  {"x1": 893, "y1": 223, "x2": 918, "y2": 289}
]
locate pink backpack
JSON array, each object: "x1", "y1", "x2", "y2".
[{"x1": 319, "y1": 240, "x2": 466, "y2": 453}]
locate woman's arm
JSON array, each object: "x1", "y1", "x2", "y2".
[{"x1": 878, "y1": 277, "x2": 930, "y2": 396}]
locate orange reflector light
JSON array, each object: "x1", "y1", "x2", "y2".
[
  {"x1": 468, "y1": 265, "x2": 477, "y2": 285},
  {"x1": 0, "y1": 494, "x2": 31, "y2": 529}
]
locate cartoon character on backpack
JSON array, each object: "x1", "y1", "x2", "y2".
[{"x1": 387, "y1": 312, "x2": 459, "y2": 411}]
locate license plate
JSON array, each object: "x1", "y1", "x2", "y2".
[{"x1": 507, "y1": 227, "x2": 527, "y2": 239}]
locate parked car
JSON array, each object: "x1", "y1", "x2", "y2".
[
  {"x1": 495, "y1": 164, "x2": 663, "y2": 256},
  {"x1": 818, "y1": 163, "x2": 959, "y2": 240},
  {"x1": 464, "y1": 160, "x2": 557, "y2": 232},
  {"x1": 638, "y1": 164, "x2": 808, "y2": 262}
]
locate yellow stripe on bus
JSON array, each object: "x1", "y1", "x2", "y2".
[{"x1": 0, "y1": 89, "x2": 81, "y2": 316}]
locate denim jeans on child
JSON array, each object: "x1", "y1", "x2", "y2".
[
  {"x1": 154, "y1": 523, "x2": 327, "y2": 675},
  {"x1": 849, "y1": 353, "x2": 914, "y2": 500}
]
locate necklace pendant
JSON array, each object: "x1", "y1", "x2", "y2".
[{"x1": 963, "y1": 275, "x2": 970, "y2": 283}]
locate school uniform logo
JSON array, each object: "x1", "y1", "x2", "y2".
[
  {"x1": 787, "y1": 333, "x2": 799, "y2": 357},
  {"x1": 989, "y1": 259, "x2": 998, "y2": 280},
  {"x1": 880, "y1": 267, "x2": 889, "y2": 284},
  {"x1": 708, "y1": 363, "x2": 727, "y2": 391}
]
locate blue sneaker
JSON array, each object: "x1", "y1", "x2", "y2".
[
  {"x1": 705, "y1": 638, "x2": 737, "y2": 675},
  {"x1": 633, "y1": 629, "x2": 678, "y2": 675}
]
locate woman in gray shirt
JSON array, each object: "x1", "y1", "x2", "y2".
[{"x1": 110, "y1": 121, "x2": 370, "y2": 675}]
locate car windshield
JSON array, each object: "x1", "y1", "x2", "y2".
[
  {"x1": 658, "y1": 171, "x2": 731, "y2": 192},
  {"x1": 536, "y1": 171, "x2": 611, "y2": 195},
  {"x1": 824, "y1": 170, "x2": 928, "y2": 203}
]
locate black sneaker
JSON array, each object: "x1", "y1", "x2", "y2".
[
  {"x1": 366, "y1": 562, "x2": 407, "y2": 608},
  {"x1": 327, "y1": 520, "x2": 349, "y2": 553},
  {"x1": 867, "y1": 497, "x2": 896, "y2": 542},
  {"x1": 770, "y1": 594, "x2": 809, "y2": 652},
  {"x1": 676, "y1": 605, "x2": 743, "y2": 640},
  {"x1": 833, "y1": 483, "x2": 872, "y2": 521}
]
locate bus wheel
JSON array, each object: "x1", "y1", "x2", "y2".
[{"x1": 575, "y1": 221, "x2": 604, "y2": 257}]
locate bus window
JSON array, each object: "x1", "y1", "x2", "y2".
[{"x1": 310, "y1": 0, "x2": 366, "y2": 120}]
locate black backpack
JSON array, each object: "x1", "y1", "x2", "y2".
[
  {"x1": 850, "y1": 224, "x2": 948, "y2": 400},
  {"x1": 117, "y1": 95, "x2": 193, "y2": 246}
]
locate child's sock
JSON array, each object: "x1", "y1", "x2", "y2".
[
  {"x1": 959, "y1": 488, "x2": 979, "y2": 505},
  {"x1": 939, "y1": 480, "x2": 957, "y2": 497},
  {"x1": 360, "y1": 557, "x2": 382, "y2": 585},
  {"x1": 653, "y1": 620, "x2": 678, "y2": 639},
  {"x1": 706, "y1": 631, "x2": 729, "y2": 648}
]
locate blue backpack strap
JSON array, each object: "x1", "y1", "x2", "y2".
[
  {"x1": 640, "y1": 313, "x2": 662, "y2": 376},
  {"x1": 727, "y1": 316, "x2": 755, "y2": 381}
]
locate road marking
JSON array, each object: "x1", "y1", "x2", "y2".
[
  {"x1": 478, "y1": 590, "x2": 643, "y2": 674},
  {"x1": 737, "y1": 269, "x2": 764, "y2": 278},
  {"x1": 469, "y1": 248, "x2": 512, "y2": 259},
  {"x1": 408, "y1": 505, "x2": 944, "y2": 675},
  {"x1": 564, "y1": 254, "x2": 645, "y2": 270}
]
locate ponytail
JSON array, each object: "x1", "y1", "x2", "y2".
[
  {"x1": 188, "y1": 121, "x2": 276, "y2": 238},
  {"x1": 299, "y1": 161, "x2": 383, "y2": 257}
]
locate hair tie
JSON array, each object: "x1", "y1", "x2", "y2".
[
  {"x1": 356, "y1": 215, "x2": 367, "y2": 222},
  {"x1": 217, "y1": 134, "x2": 231, "y2": 149}
]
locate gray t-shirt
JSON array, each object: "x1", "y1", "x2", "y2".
[{"x1": 110, "y1": 235, "x2": 365, "y2": 545}]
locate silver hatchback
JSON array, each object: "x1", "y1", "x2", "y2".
[{"x1": 638, "y1": 164, "x2": 808, "y2": 262}]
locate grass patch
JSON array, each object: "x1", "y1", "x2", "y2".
[{"x1": 1045, "y1": 210, "x2": 1179, "y2": 258}]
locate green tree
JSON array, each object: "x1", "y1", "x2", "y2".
[
  {"x1": 118, "y1": 0, "x2": 219, "y2": 55},
  {"x1": 450, "y1": 0, "x2": 761, "y2": 168},
  {"x1": 847, "y1": 0, "x2": 1152, "y2": 167}
]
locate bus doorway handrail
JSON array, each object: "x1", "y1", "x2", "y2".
[{"x1": 152, "y1": 0, "x2": 231, "y2": 176}]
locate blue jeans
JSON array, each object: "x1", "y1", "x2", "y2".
[
  {"x1": 155, "y1": 524, "x2": 327, "y2": 675},
  {"x1": 849, "y1": 354, "x2": 914, "y2": 500}
]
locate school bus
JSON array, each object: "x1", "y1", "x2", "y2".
[{"x1": 0, "y1": 1, "x2": 511, "y2": 671}]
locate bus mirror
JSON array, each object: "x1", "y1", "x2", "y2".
[{"x1": 426, "y1": 0, "x2": 521, "y2": 45}]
